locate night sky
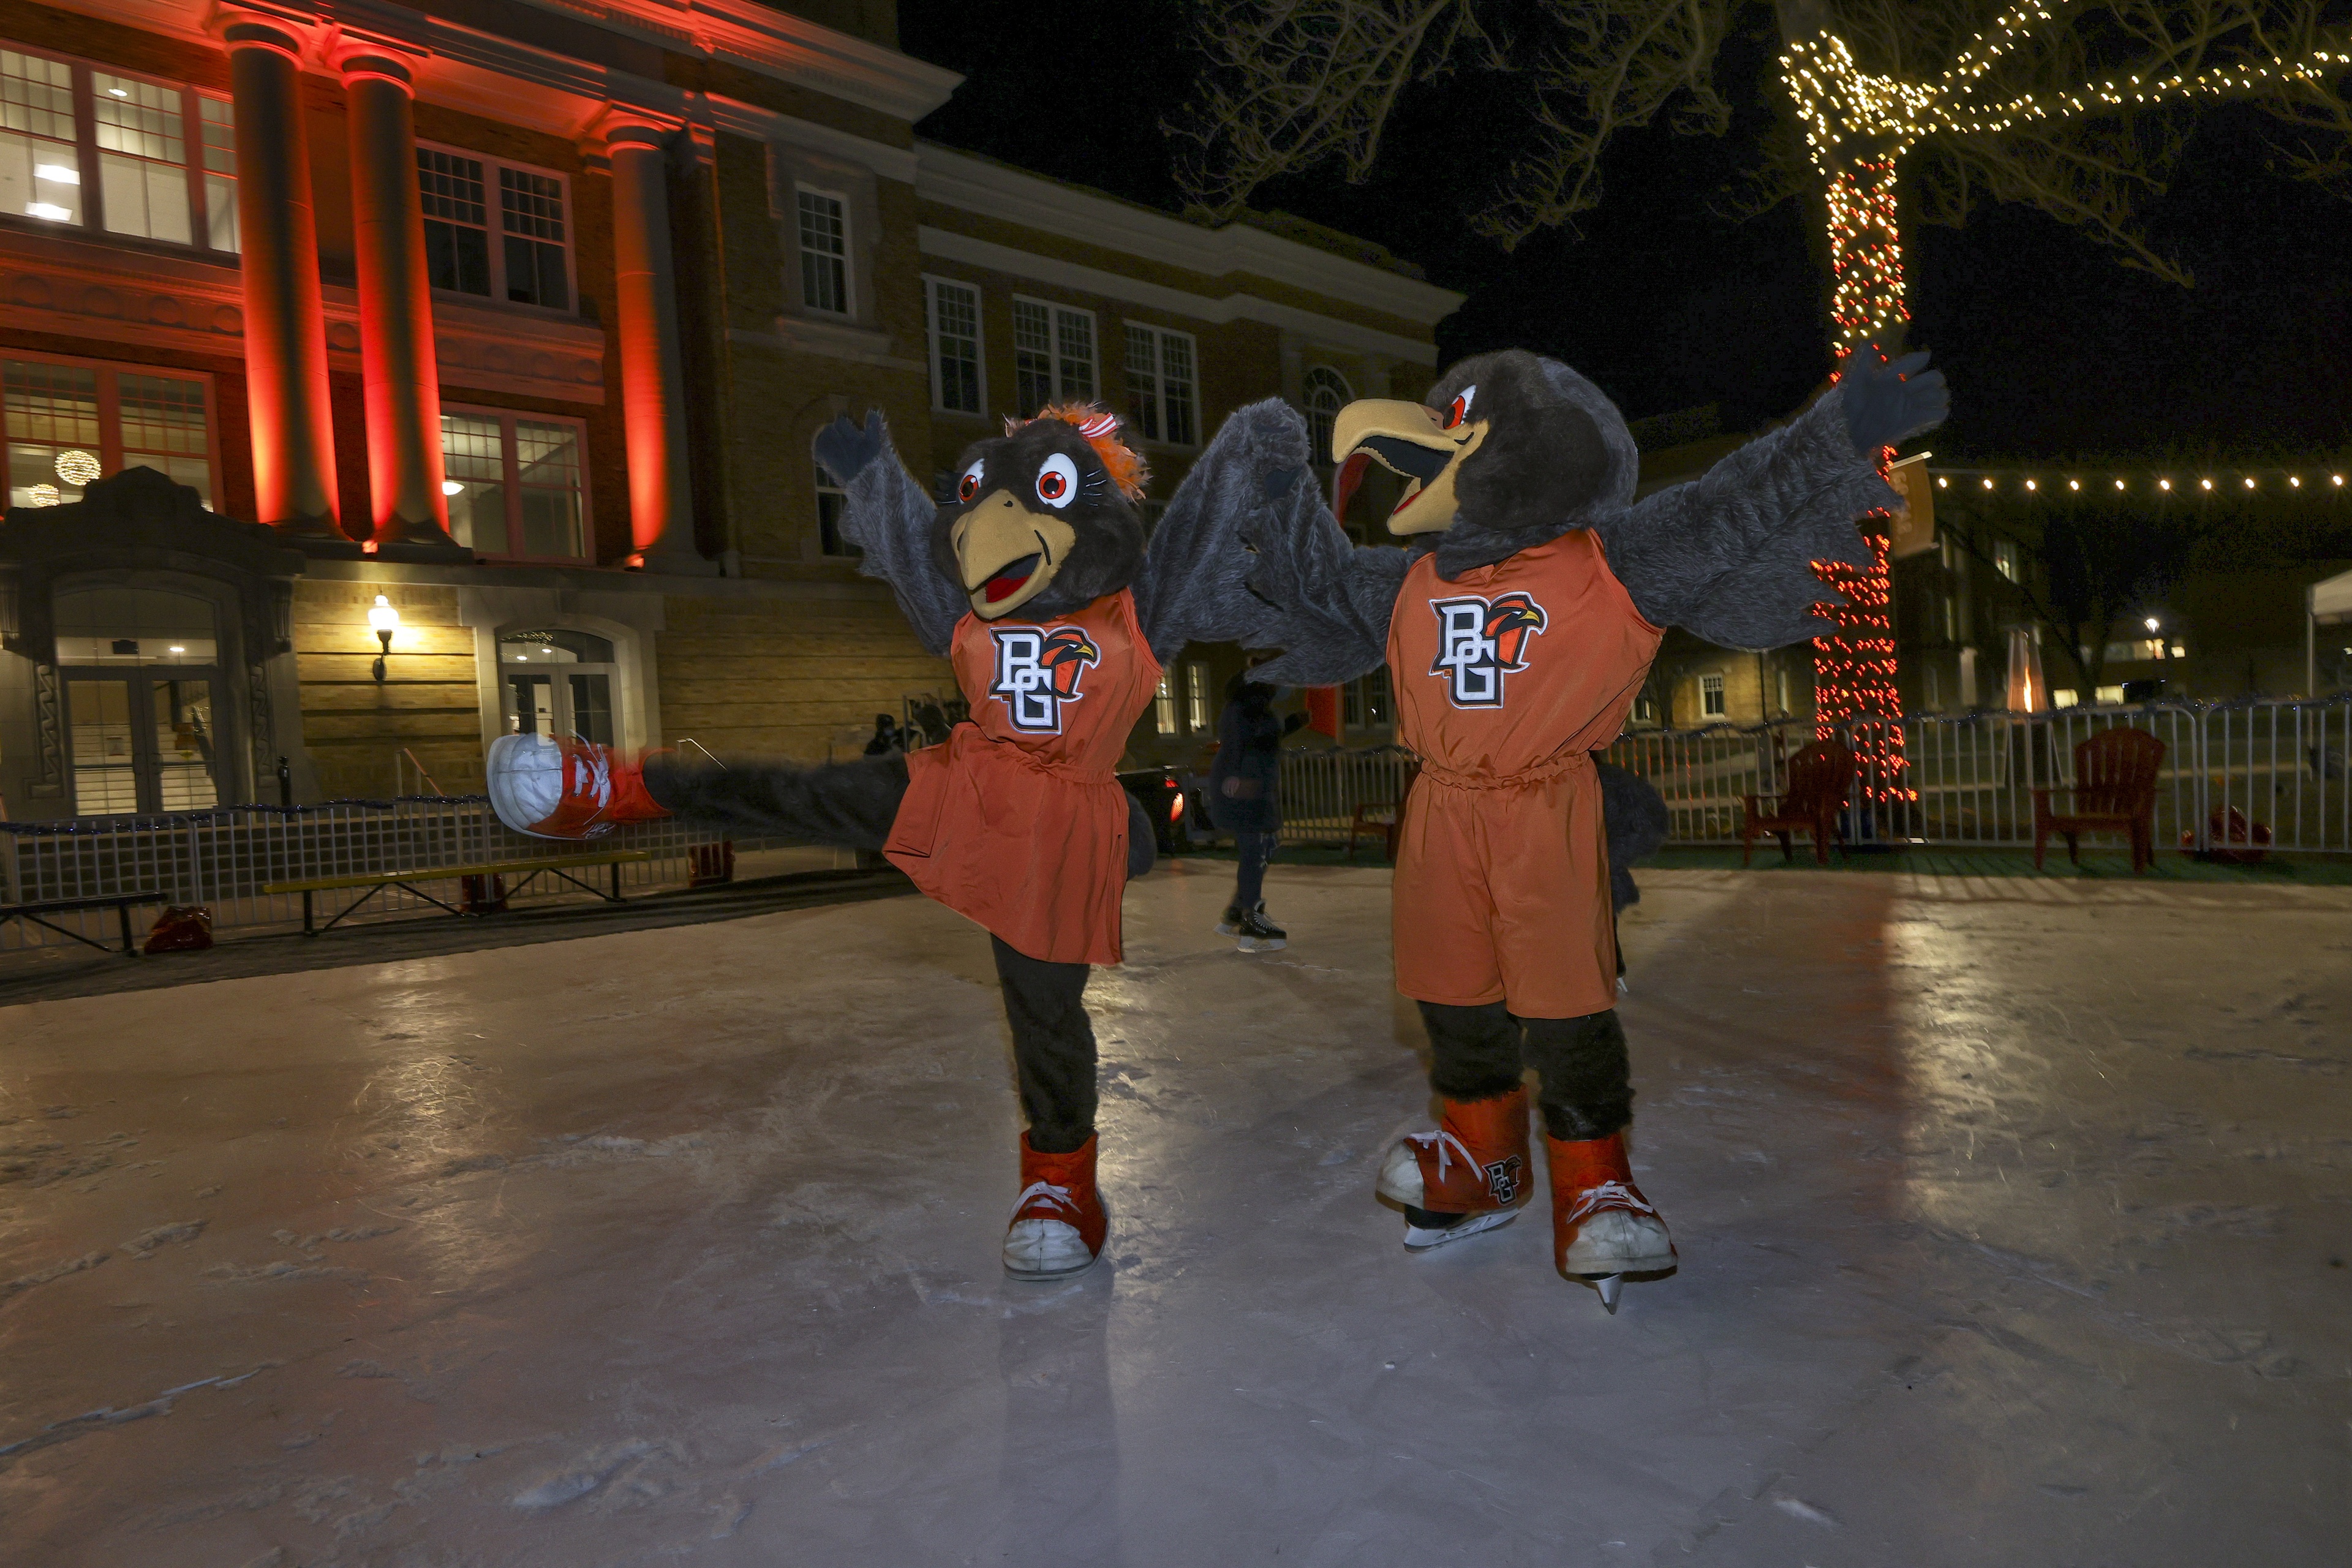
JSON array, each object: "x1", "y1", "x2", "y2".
[{"x1": 898, "y1": 2, "x2": 2352, "y2": 461}]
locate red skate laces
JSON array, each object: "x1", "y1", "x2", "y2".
[{"x1": 1410, "y1": 1089, "x2": 1533, "y2": 1214}]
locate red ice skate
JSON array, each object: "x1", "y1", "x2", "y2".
[
  {"x1": 485, "y1": 734, "x2": 668, "y2": 840},
  {"x1": 1548, "y1": 1129, "x2": 1676, "y2": 1312},
  {"x1": 1374, "y1": 1088, "x2": 1534, "y2": 1250},
  {"x1": 1003, "y1": 1131, "x2": 1107, "y2": 1280}
]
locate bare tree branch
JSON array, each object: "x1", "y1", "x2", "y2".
[{"x1": 1168, "y1": 0, "x2": 2352, "y2": 276}]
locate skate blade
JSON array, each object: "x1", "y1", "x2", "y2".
[
  {"x1": 1214, "y1": 921, "x2": 1241, "y2": 936},
  {"x1": 1572, "y1": 1263, "x2": 1677, "y2": 1311},
  {"x1": 1401, "y1": 1208, "x2": 1518, "y2": 1250},
  {"x1": 1003, "y1": 1251, "x2": 1100, "y2": 1281},
  {"x1": 1235, "y1": 936, "x2": 1287, "y2": 951}
]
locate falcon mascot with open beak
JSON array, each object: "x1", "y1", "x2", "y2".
[
  {"x1": 480, "y1": 405, "x2": 1178, "y2": 1280},
  {"x1": 1142, "y1": 344, "x2": 1947, "y2": 1310}
]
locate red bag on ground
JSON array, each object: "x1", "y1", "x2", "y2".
[{"x1": 143, "y1": 905, "x2": 213, "y2": 954}]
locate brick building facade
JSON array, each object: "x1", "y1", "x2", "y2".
[{"x1": 0, "y1": 0, "x2": 1456, "y2": 820}]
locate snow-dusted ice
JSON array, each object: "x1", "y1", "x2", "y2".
[{"x1": 1, "y1": 861, "x2": 2345, "y2": 1566}]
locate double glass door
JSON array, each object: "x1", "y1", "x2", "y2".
[
  {"x1": 499, "y1": 629, "x2": 616, "y2": 745},
  {"x1": 65, "y1": 669, "x2": 221, "y2": 815}
]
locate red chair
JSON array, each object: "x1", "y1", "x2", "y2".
[
  {"x1": 1346, "y1": 761, "x2": 1418, "y2": 863},
  {"x1": 1741, "y1": 741, "x2": 1853, "y2": 866},
  {"x1": 2033, "y1": 728, "x2": 2165, "y2": 873}
]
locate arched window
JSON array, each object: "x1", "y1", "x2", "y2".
[
  {"x1": 499, "y1": 628, "x2": 618, "y2": 744},
  {"x1": 1302, "y1": 366, "x2": 1353, "y2": 467}
]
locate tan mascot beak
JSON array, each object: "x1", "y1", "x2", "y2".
[
  {"x1": 1330, "y1": 390, "x2": 1490, "y2": 536},
  {"x1": 952, "y1": 486, "x2": 1080, "y2": 620}
]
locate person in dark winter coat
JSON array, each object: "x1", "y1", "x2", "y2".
[{"x1": 1206, "y1": 672, "x2": 1298, "y2": 950}]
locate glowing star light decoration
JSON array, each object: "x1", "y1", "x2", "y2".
[{"x1": 55, "y1": 449, "x2": 102, "y2": 487}]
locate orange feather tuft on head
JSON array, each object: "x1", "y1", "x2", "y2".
[{"x1": 1007, "y1": 403, "x2": 1150, "y2": 502}]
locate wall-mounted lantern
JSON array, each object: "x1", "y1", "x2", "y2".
[{"x1": 368, "y1": 594, "x2": 400, "y2": 684}]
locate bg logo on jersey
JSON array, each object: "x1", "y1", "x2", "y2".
[
  {"x1": 988, "y1": 626, "x2": 1101, "y2": 733},
  {"x1": 1428, "y1": 592, "x2": 1547, "y2": 707}
]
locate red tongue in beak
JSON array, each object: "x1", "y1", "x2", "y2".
[
  {"x1": 1333, "y1": 451, "x2": 1371, "y2": 527},
  {"x1": 983, "y1": 563, "x2": 1034, "y2": 603}
]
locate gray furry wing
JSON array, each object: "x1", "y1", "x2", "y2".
[
  {"x1": 835, "y1": 431, "x2": 964, "y2": 658},
  {"x1": 1594, "y1": 388, "x2": 1894, "y2": 651},
  {"x1": 1137, "y1": 398, "x2": 1406, "y2": 685}
]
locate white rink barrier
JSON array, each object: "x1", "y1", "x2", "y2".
[
  {"x1": 1270, "y1": 699, "x2": 2352, "y2": 855},
  {"x1": 0, "y1": 796, "x2": 770, "y2": 951}
]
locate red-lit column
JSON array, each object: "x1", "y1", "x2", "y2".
[
  {"x1": 601, "y1": 118, "x2": 704, "y2": 572},
  {"x1": 337, "y1": 49, "x2": 458, "y2": 551},
  {"x1": 217, "y1": 18, "x2": 344, "y2": 537}
]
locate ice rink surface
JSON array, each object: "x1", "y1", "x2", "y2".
[{"x1": 1, "y1": 859, "x2": 2346, "y2": 1567}]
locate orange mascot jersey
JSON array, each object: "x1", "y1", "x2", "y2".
[
  {"x1": 1387, "y1": 530, "x2": 1664, "y2": 1018},
  {"x1": 884, "y1": 588, "x2": 1159, "y2": 967}
]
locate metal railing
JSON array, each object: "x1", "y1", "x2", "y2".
[
  {"x1": 1605, "y1": 698, "x2": 2352, "y2": 854},
  {"x1": 1, "y1": 796, "x2": 773, "y2": 951},
  {"x1": 1276, "y1": 746, "x2": 1415, "y2": 846},
  {"x1": 1267, "y1": 698, "x2": 2352, "y2": 856}
]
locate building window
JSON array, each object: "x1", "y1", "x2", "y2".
[
  {"x1": 1185, "y1": 663, "x2": 1208, "y2": 731},
  {"x1": 1, "y1": 48, "x2": 237, "y2": 253},
  {"x1": 1992, "y1": 538, "x2": 2019, "y2": 582},
  {"x1": 1153, "y1": 674, "x2": 1177, "y2": 735},
  {"x1": 816, "y1": 473, "x2": 854, "y2": 557},
  {"x1": 797, "y1": 188, "x2": 849, "y2": 315},
  {"x1": 198, "y1": 95, "x2": 235, "y2": 251},
  {"x1": 440, "y1": 409, "x2": 590, "y2": 559},
  {"x1": 1125, "y1": 324, "x2": 1197, "y2": 446},
  {"x1": 498, "y1": 167, "x2": 568, "y2": 309},
  {"x1": 1700, "y1": 671, "x2": 1727, "y2": 717},
  {"x1": 1343, "y1": 666, "x2": 1391, "y2": 729},
  {"x1": 924, "y1": 277, "x2": 982, "y2": 414},
  {"x1": 500, "y1": 629, "x2": 617, "y2": 745},
  {"x1": 418, "y1": 145, "x2": 571, "y2": 310},
  {"x1": 1302, "y1": 366, "x2": 1352, "y2": 466},
  {"x1": 1013, "y1": 298, "x2": 1096, "y2": 415},
  {"x1": 4, "y1": 355, "x2": 215, "y2": 508},
  {"x1": 1777, "y1": 666, "x2": 1791, "y2": 715},
  {"x1": 1942, "y1": 594, "x2": 1956, "y2": 641},
  {"x1": 1632, "y1": 692, "x2": 1657, "y2": 725}
]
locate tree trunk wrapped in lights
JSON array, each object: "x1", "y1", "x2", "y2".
[{"x1": 1172, "y1": 1, "x2": 2352, "y2": 763}]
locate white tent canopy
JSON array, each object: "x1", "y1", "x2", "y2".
[{"x1": 2309, "y1": 567, "x2": 2352, "y2": 692}]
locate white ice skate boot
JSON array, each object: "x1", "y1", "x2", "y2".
[
  {"x1": 485, "y1": 734, "x2": 668, "y2": 839},
  {"x1": 1548, "y1": 1129, "x2": 1676, "y2": 1312},
  {"x1": 1002, "y1": 1132, "x2": 1107, "y2": 1280},
  {"x1": 1375, "y1": 1088, "x2": 1532, "y2": 1250}
]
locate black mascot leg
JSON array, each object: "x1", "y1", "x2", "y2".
[
  {"x1": 1515, "y1": 1009, "x2": 1632, "y2": 1142},
  {"x1": 1417, "y1": 1000, "x2": 1525, "y2": 1101},
  {"x1": 990, "y1": 936, "x2": 1098, "y2": 1155},
  {"x1": 641, "y1": 753, "x2": 908, "y2": 849}
]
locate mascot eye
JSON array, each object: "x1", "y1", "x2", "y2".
[
  {"x1": 1035, "y1": 453, "x2": 1079, "y2": 510},
  {"x1": 957, "y1": 460, "x2": 986, "y2": 503},
  {"x1": 1442, "y1": 385, "x2": 1478, "y2": 431}
]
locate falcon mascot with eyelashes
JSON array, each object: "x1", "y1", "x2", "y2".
[
  {"x1": 481, "y1": 404, "x2": 1168, "y2": 1281},
  {"x1": 1145, "y1": 344, "x2": 1947, "y2": 1310}
]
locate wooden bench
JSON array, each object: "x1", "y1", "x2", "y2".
[
  {"x1": 1, "y1": 891, "x2": 173, "y2": 955},
  {"x1": 263, "y1": 851, "x2": 651, "y2": 936}
]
